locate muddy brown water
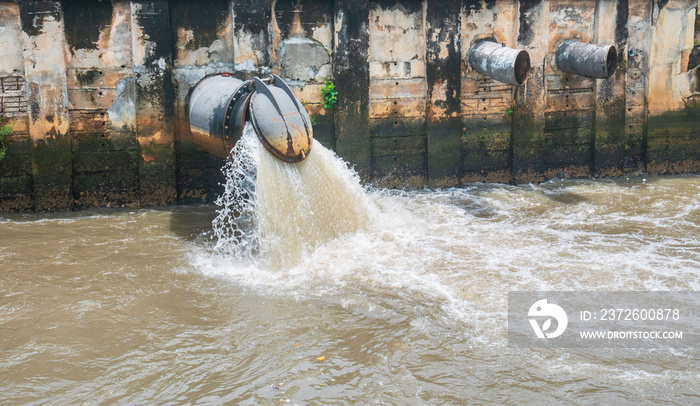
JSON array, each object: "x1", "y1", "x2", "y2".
[{"x1": 1, "y1": 175, "x2": 699, "y2": 405}]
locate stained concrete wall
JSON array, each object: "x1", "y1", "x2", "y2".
[{"x1": 0, "y1": 0, "x2": 698, "y2": 211}]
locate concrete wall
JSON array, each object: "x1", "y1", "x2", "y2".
[{"x1": 0, "y1": 0, "x2": 698, "y2": 211}]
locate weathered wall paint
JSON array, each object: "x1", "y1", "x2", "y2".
[
  {"x1": 0, "y1": 0, "x2": 698, "y2": 211},
  {"x1": 512, "y1": 0, "x2": 550, "y2": 182},
  {"x1": 19, "y1": 0, "x2": 72, "y2": 211},
  {"x1": 368, "y1": 0, "x2": 427, "y2": 188},
  {"x1": 65, "y1": 0, "x2": 139, "y2": 208},
  {"x1": 594, "y1": 0, "x2": 634, "y2": 177},
  {"x1": 646, "y1": 0, "x2": 700, "y2": 174},
  {"x1": 234, "y1": 0, "x2": 272, "y2": 74},
  {"x1": 333, "y1": 0, "x2": 371, "y2": 180},
  {"x1": 626, "y1": 0, "x2": 652, "y2": 173},
  {"x1": 461, "y1": 0, "x2": 517, "y2": 184},
  {"x1": 0, "y1": 3, "x2": 32, "y2": 211},
  {"x1": 426, "y1": 0, "x2": 462, "y2": 188},
  {"x1": 131, "y1": 0, "x2": 177, "y2": 206}
]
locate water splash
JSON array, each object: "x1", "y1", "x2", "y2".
[
  {"x1": 212, "y1": 128, "x2": 261, "y2": 259},
  {"x1": 213, "y1": 125, "x2": 372, "y2": 269}
]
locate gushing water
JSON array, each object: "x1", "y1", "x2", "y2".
[
  {"x1": 212, "y1": 129, "x2": 261, "y2": 258},
  {"x1": 213, "y1": 126, "x2": 372, "y2": 269}
]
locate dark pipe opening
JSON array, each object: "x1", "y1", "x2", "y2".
[
  {"x1": 514, "y1": 51, "x2": 531, "y2": 85},
  {"x1": 606, "y1": 45, "x2": 618, "y2": 78}
]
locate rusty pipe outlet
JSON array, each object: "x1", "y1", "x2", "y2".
[
  {"x1": 188, "y1": 74, "x2": 313, "y2": 163},
  {"x1": 555, "y1": 40, "x2": 617, "y2": 79},
  {"x1": 468, "y1": 41, "x2": 531, "y2": 86}
]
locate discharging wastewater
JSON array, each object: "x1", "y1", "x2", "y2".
[{"x1": 1, "y1": 129, "x2": 699, "y2": 404}]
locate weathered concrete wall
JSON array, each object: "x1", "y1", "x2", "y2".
[
  {"x1": 64, "y1": 0, "x2": 139, "y2": 208},
  {"x1": 462, "y1": 0, "x2": 518, "y2": 184},
  {"x1": 368, "y1": 0, "x2": 427, "y2": 187},
  {"x1": 20, "y1": 1, "x2": 72, "y2": 211},
  {"x1": 0, "y1": 2, "x2": 31, "y2": 211},
  {"x1": 0, "y1": 0, "x2": 698, "y2": 211},
  {"x1": 646, "y1": 0, "x2": 700, "y2": 174}
]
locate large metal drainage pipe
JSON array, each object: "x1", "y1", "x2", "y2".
[
  {"x1": 188, "y1": 74, "x2": 313, "y2": 163},
  {"x1": 188, "y1": 75, "x2": 251, "y2": 159},
  {"x1": 555, "y1": 40, "x2": 617, "y2": 79},
  {"x1": 468, "y1": 41, "x2": 531, "y2": 86}
]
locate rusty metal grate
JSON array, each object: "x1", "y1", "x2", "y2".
[
  {"x1": 1, "y1": 95, "x2": 27, "y2": 115},
  {"x1": 0, "y1": 76, "x2": 27, "y2": 116},
  {"x1": 1, "y1": 76, "x2": 24, "y2": 92}
]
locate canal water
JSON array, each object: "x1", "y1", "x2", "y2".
[{"x1": 1, "y1": 135, "x2": 698, "y2": 404}]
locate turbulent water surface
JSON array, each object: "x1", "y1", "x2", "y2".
[{"x1": 1, "y1": 137, "x2": 699, "y2": 404}]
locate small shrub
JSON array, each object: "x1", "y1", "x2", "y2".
[
  {"x1": 0, "y1": 118, "x2": 11, "y2": 162},
  {"x1": 320, "y1": 80, "x2": 338, "y2": 109}
]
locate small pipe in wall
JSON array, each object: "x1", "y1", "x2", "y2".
[
  {"x1": 467, "y1": 41, "x2": 531, "y2": 86},
  {"x1": 555, "y1": 40, "x2": 617, "y2": 79}
]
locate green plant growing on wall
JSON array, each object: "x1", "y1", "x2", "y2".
[
  {"x1": 0, "y1": 118, "x2": 11, "y2": 162},
  {"x1": 505, "y1": 108, "x2": 514, "y2": 116},
  {"x1": 321, "y1": 80, "x2": 337, "y2": 109}
]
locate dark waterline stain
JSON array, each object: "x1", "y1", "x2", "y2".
[{"x1": 62, "y1": 0, "x2": 113, "y2": 51}]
